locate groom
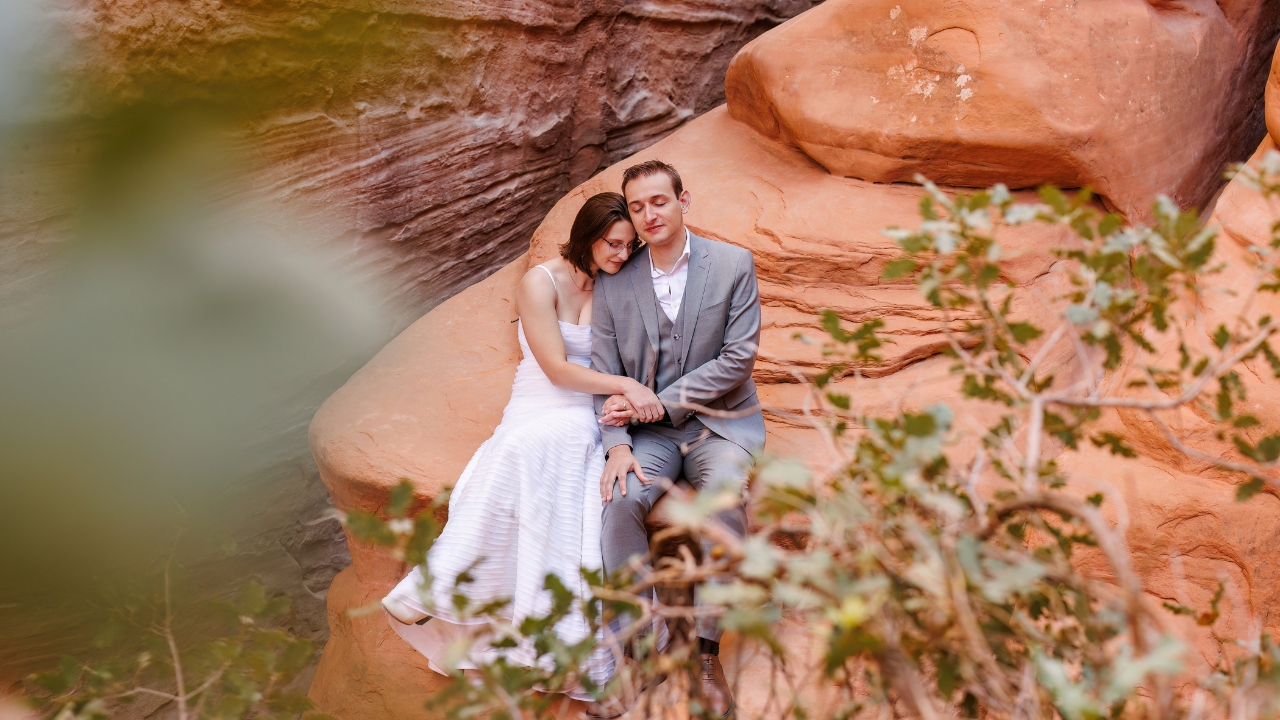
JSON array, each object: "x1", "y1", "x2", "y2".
[{"x1": 590, "y1": 159, "x2": 765, "y2": 718}]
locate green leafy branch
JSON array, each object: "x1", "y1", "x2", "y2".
[{"x1": 27, "y1": 561, "x2": 329, "y2": 720}]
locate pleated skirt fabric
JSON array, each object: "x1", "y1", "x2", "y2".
[{"x1": 384, "y1": 321, "x2": 611, "y2": 699}]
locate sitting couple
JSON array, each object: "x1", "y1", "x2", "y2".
[{"x1": 381, "y1": 160, "x2": 764, "y2": 719}]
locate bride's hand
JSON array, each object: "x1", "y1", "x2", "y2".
[
  {"x1": 600, "y1": 395, "x2": 634, "y2": 427},
  {"x1": 622, "y1": 381, "x2": 665, "y2": 424}
]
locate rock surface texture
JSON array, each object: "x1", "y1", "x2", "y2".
[
  {"x1": 51, "y1": 0, "x2": 821, "y2": 315},
  {"x1": 0, "y1": 0, "x2": 817, "y2": 686},
  {"x1": 726, "y1": 0, "x2": 1280, "y2": 220},
  {"x1": 308, "y1": 3, "x2": 1280, "y2": 718}
]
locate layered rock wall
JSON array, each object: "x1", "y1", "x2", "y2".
[{"x1": 58, "y1": 0, "x2": 821, "y2": 314}]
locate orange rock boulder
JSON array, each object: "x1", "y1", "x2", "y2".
[{"x1": 725, "y1": 0, "x2": 1280, "y2": 218}]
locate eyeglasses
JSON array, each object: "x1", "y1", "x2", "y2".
[{"x1": 603, "y1": 238, "x2": 635, "y2": 256}]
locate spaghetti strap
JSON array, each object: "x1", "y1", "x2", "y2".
[{"x1": 536, "y1": 263, "x2": 558, "y2": 292}]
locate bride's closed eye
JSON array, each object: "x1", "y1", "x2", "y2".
[{"x1": 603, "y1": 238, "x2": 634, "y2": 255}]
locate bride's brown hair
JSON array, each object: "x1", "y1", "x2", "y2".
[{"x1": 561, "y1": 192, "x2": 636, "y2": 277}]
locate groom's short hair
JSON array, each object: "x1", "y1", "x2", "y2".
[{"x1": 621, "y1": 159, "x2": 683, "y2": 198}]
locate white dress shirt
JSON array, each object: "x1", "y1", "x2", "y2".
[{"x1": 650, "y1": 228, "x2": 691, "y2": 322}]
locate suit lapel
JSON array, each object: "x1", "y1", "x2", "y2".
[
  {"x1": 679, "y1": 233, "x2": 711, "y2": 367},
  {"x1": 630, "y1": 245, "x2": 661, "y2": 361}
]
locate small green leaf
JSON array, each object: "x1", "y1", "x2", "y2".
[
  {"x1": 1009, "y1": 321, "x2": 1043, "y2": 344},
  {"x1": 1091, "y1": 432, "x2": 1138, "y2": 458},
  {"x1": 814, "y1": 366, "x2": 837, "y2": 388},
  {"x1": 1097, "y1": 213, "x2": 1123, "y2": 237},
  {"x1": 1236, "y1": 433, "x2": 1280, "y2": 463},
  {"x1": 387, "y1": 479, "x2": 415, "y2": 518},
  {"x1": 1039, "y1": 186, "x2": 1069, "y2": 214},
  {"x1": 343, "y1": 510, "x2": 396, "y2": 546},
  {"x1": 903, "y1": 412, "x2": 938, "y2": 437},
  {"x1": 1191, "y1": 357, "x2": 1210, "y2": 377},
  {"x1": 883, "y1": 258, "x2": 918, "y2": 279},
  {"x1": 820, "y1": 309, "x2": 853, "y2": 343},
  {"x1": 1261, "y1": 342, "x2": 1280, "y2": 378},
  {"x1": 1212, "y1": 324, "x2": 1230, "y2": 350},
  {"x1": 1217, "y1": 378, "x2": 1235, "y2": 420},
  {"x1": 1086, "y1": 493, "x2": 1105, "y2": 507},
  {"x1": 1237, "y1": 478, "x2": 1265, "y2": 501}
]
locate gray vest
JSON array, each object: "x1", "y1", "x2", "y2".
[
  {"x1": 655, "y1": 306, "x2": 704, "y2": 431},
  {"x1": 654, "y1": 305, "x2": 684, "y2": 395}
]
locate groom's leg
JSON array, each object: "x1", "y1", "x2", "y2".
[
  {"x1": 600, "y1": 428, "x2": 682, "y2": 577},
  {"x1": 600, "y1": 429, "x2": 681, "y2": 651},
  {"x1": 681, "y1": 431, "x2": 753, "y2": 643}
]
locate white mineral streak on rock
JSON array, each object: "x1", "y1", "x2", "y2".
[{"x1": 911, "y1": 80, "x2": 937, "y2": 98}]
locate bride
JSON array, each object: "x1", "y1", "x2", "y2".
[{"x1": 380, "y1": 192, "x2": 659, "y2": 706}]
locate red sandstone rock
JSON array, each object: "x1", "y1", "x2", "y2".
[{"x1": 724, "y1": 0, "x2": 1280, "y2": 220}]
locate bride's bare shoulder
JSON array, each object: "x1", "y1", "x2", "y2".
[
  {"x1": 516, "y1": 262, "x2": 559, "y2": 312},
  {"x1": 520, "y1": 262, "x2": 555, "y2": 284}
]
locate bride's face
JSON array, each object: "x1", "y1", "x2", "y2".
[{"x1": 590, "y1": 220, "x2": 637, "y2": 276}]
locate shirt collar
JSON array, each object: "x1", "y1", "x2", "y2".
[{"x1": 649, "y1": 228, "x2": 692, "y2": 278}]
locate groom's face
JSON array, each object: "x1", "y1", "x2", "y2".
[{"x1": 624, "y1": 173, "x2": 690, "y2": 249}]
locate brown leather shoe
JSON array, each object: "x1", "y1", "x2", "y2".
[{"x1": 698, "y1": 654, "x2": 734, "y2": 719}]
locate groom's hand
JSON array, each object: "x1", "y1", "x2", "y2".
[{"x1": 601, "y1": 445, "x2": 649, "y2": 502}]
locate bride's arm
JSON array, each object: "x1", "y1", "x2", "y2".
[{"x1": 515, "y1": 268, "x2": 651, "y2": 402}]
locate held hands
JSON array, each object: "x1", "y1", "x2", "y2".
[
  {"x1": 621, "y1": 380, "x2": 664, "y2": 423},
  {"x1": 598, "y1": 383, "x2": 663, "y2": 427},
  {"x1": 600, "y1": 395, "x2": 634, "y2": 427},
  {"x1": 599, "y1": 444, "x2": 649, "y2": 502}
]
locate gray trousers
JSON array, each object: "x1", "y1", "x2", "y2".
[{"x1": 601, "y1": 418, "x2": 752, "y2": 642}]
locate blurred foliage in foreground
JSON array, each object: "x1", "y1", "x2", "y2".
[
  {"x1": 341, "y1": 151, "x2": 1280, "y2": 720},
  {"x1": 0, "y1": 0, "x2": 397, "y2": 597},
  {"x1": 27, "y1": 569, "x2": 332, "y2": 720}
]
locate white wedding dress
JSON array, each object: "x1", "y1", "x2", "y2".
[{"x1": 383, "y1": 283, "x2": 611, "y2": 698}]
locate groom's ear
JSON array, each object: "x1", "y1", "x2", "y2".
[{"x1": 680, "y1": 190, "x2": 691, "y2": 213}]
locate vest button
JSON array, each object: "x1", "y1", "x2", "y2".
[{"x1": 674, "y1": 334, "x2": 680, "y2": 340}]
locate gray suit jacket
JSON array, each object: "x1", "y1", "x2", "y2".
[{"x1": 591, "y1": 232, "x2": 766, "y2": 454}]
